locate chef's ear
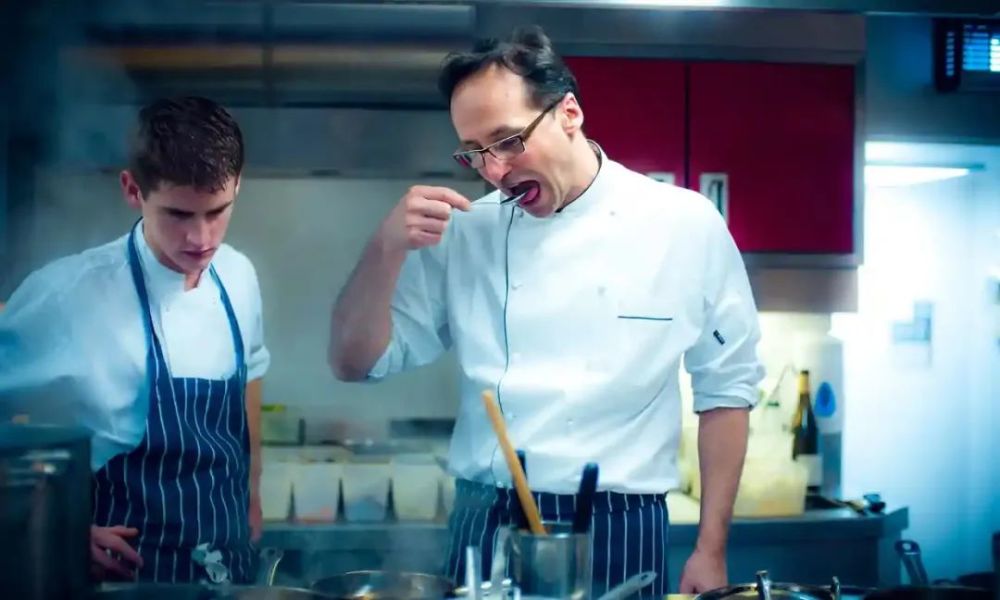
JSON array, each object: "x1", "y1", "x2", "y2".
[
  {"x1": 120, "y1": 170, "x2": 143, "y2": 210},
  {"x1": 234, "y1": 175, "x2": 242, "y2": 197},
  {"x1": 559, "y1": 93, "x2": 584, "y2": 136}
]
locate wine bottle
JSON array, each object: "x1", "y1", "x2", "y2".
[{"x1": 791, "y1": 369, "x2": 822, "y2": 493}]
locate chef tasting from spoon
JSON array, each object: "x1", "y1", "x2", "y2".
[{"x1": 328, "y1": 25, "x2": 764, "y2": 597}]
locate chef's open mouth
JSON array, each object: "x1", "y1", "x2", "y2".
[{"x1": 507, "y1": 181, "x2": 540, "y2": 206}]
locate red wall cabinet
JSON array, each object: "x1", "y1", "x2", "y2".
[
  {"x1": 688, "y1": 62, "x2": 855, "y2": 254},
  {"x1": 564, "y1": 57, "x2": 687, "y2": 187},
  {"x1": 565, "y1": 56, "x2": 857, "y2": 256}
]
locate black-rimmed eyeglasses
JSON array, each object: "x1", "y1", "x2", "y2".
[{"x1": 452, "y1": 96, "x2": 564, "y2": 170}]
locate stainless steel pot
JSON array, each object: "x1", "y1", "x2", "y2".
[
  {"x1": 0, "y1": 424, "x2": 93, "y2": 599},
  {"x1": 90, "y1": 583, "x2": 337, "y2": 599},
  {"x1": 695, "y1": 543, "x2": 996, "y2": 600},
  {"x1": 866, "y1": 540, "x2": 993, "y2": 600},
  {"x1": 310, "y1": 570, "x2": 459, "y2": 599},
  {"x1": 310, "y1": 569, "x2": 515, "y2": 600},
  {"x1": 696, "y1": 570, "x2": 839, "y2": 600}
]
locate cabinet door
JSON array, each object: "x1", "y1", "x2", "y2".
[
  {"x1": 689, "y1": 62, "x2": 856, "y2": 254},
  {"x1": 565, "y1": 57, "x2": 687, "y2": 187}
]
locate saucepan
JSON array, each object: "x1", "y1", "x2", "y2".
[
  {"x1": 695, "y1": 534, "x2": 999, "y2": 600},
  {"x1": 861, "y1": 540, "x2": 994, "y2": 600},
  {"x1": 89, "y1": 583, "x2": 337, "y2": 599},
  {"x1": 310, "y1": 569, "x2": 516, "y2": 600},
  {"x1": 310, "y1": 568, "x2": 656, "y2": 600},
  {"x1": 823, "y1": 538, "x2": 997, "y2": 600},
  {"x1": 912, "y1": 533, "x2": 1000, "y2": 590},
  {"x1": 311, "y1": 570, "x2": 461, "y2": 599},
  {"x1": 87, "y1": 547, "x2": 304, "y2": 599}
]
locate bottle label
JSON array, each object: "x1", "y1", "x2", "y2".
[{"x1": 796, "y1": 454, "x2": 823, "y2": 487}]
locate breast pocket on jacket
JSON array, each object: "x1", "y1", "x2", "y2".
[{"x1": 611, "y1": 293, "x2": 676, "y2": 363}]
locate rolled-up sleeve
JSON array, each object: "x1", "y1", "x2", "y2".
[
  {"x1": 684, "y1": 210, "x2": 765, "y2": 413},
  {"x1": 245, "y1": 262, "x2": 270, "y2": 382},
  {"x1": 366, "y1": 245, "x2": 451, "y2": 381}
]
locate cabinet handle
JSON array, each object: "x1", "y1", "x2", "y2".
[
  {"x1": 699, "y1": 172, "x2": 729, "y2": 222},
  {"x1": 646, "y1": 171, "x2": 676, "y2": 185}
]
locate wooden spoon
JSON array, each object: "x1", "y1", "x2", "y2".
[{"x1": 481, "y1": 390, "x2": 546, "y2": 535}]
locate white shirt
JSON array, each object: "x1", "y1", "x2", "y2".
[
  {"x1": 0, "y1": 222, "x2": 270, "y2": 470},
  {"x1": 370, "y1": 152, "x2": 764, "y2": 494}
]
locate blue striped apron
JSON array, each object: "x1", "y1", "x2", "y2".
[
  {"x1": 91, "y1": 226, "x2": 254, "y2": 583},
  {"x1": 444, "y1": 480, "x2": 670, "y2": 598}
]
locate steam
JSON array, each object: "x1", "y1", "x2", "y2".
[{"x1": 1, "y1": 1, "x2": 146, "y2": 294}]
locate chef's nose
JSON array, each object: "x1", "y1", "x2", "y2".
[
  {"x1": 479, "y1": 153, "x2": 511, "y2": 188},
  {"x1": 186, "y1": 218, "x2": 212, "y2": 247}
]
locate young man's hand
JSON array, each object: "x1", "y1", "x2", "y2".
[{"x1": 90, "y1": 525, "x2": 143, "y2": 581}]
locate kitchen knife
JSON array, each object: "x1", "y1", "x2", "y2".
[
  {"x1": 512, "y1": 450, "x2": 529, "y2": 531},
  {"x1": 573, "y1": 463, "x2": 599, "y2": 535}
]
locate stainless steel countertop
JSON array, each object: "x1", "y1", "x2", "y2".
[{"x1": 261, "y1": 507, "x2": 909, "y2": 550}]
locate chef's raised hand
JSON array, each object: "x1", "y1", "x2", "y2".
[
  {"x1": 90, "y1": 525, "x2": 143, "y2": 581},
  {"x1": 381, "y1": 185, "x2": 471, "y2": 251}
]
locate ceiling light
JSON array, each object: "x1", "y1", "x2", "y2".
[{"x1": 864, "y1": 165, "x2": 971, "y2": 187}]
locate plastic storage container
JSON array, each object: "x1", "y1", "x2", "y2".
[
  {"x1": 391, "y1": 454, "x2": 443, "y2": 521},
  {"x1": 259, "y1": 462, "x2": 294, "y2": 521},
  {"x1": 688, "y1": 431, "x2": 808, "y2": 517},
  {"x1": 290, "y1": 462, "x2": 342, "y2": 523},
  {"x1": 732, "y1": 457, "x2": 808, "y2": 517},
  {"x1": 341, "y1": 459, "x2": 391, "y2": 522}
]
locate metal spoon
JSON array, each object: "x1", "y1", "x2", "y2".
[
  {"x1": 473, "y1": 190, "x2": 527, "y2": 207},
  {"x1": 501, "y1": 190, "x2": 527, "y2": 205},
  {"x1": 595, "y1": 571, "x2": 657, "y2": 600}
]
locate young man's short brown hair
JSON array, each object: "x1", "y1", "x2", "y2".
[{"x1": 128, "y1": 96, "x2": 244, "y2": 196}]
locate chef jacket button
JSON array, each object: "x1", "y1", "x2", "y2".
[
  {"x1": 597, "y1": 286, "x2": 606, "y2": 296},
  {"x1": 609, "y1": 210, "x2": 616, "y2": 217},
  {"x1": 512, "y1": 282, "x2": 522, "y2": 290}
]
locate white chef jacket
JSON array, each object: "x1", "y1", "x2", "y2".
[
  {"x1": 369, "y1": 149, "x2": 764, "y2": 494},
  {"x1": 0, "y1": 221, "x2": 270, "y2": 471}
]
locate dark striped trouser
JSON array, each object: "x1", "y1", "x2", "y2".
[{"x1": 444, "y1": 479, "x2": 670, "y2": 598}]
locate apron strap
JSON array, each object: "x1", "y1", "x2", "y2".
[{"x1": 209, "y1": 266, "x2": 246, "y2": 384}]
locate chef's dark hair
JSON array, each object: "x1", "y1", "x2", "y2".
[
  {"x1": 128, "y1": 96, "x2": 244, "y2": 196},
  {"x1": 438, "y1": 25, "x2": 578, "y2": 109}
]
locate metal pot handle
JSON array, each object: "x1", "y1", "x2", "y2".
[
  {"x1": 595, "y1": 571, "x2": 657, "y2": 600},
  {"x1": 490, "y1": 528, "x2": 511, "y2": 594},
  {"x1": 756, "y1": 571, "x2": 773, "y2": 600},
  {"x1": 895, "y1": 540, "x2": 930, "y2": 586},
  {"x1": 255, "y1": 547, "x2": 284, "y2": 586},
  {"x1": 991, "y1": 532, "x2": 998, "y2": 600},
  {"x1": 465, "y1": 546, "x2": 483, "y2": 600}
]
